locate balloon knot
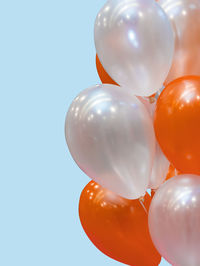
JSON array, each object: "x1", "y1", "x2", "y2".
[
  {"x1": 149, "y1": 97, "x2": 156, "y2": 104},
  {"x1": 139, "y1": 196, "x2": 145, "y2": 202}
]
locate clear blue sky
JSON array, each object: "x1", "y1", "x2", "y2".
[{"x1": 0, "y1": 0, "x2": 170, "y2": 265}]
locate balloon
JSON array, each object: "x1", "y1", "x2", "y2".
[
  {"x1": 96, "y1": 55, "x2": 118, "y2": 85},
  {"x1": 79, "y1": 181, "x2": 161, "y2": 266},
  {"x1": 151, "y1": 164, "x2": 176, "y2": 198},
  {"x1": 149, "y1": 142, "x2": 170, "y2": 189},
  {"x1": 154, "y1": 76, "x2": 200, "y2": 175},
  {"x1": 159, "y1": 0, "x2": 200, "y2": 85},
  {"x1": 96, "y1": 54, "x2": 156, "y2": 99},
  {"x1": 151, "y1": 164, "x2": 181, "y2": 198},
  {"x1": 138, "y1": 97, "x2": 155, "y2": 116},
  {"x1": 94, "y1": 0, "x2": 174, "y2": 96},
  {"x1": 65, "y1": 84, "x2": 155, "y2": 199},
  {"x1": 149, "y1": 174, "x2": 200, "y2": 266},
  {"x1": 141, "y1": 98, "x2": 169, "y2": 189}
]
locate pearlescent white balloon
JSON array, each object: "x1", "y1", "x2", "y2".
[
  {"x1": 140, "y1": 98, "x2": 169, "y2": 189},
  {"x1": 149, "y1": 142, "x2": 170, "y2": 189},
  {"x1": 65, "y1": 84, "x2": 155, "y2": 199},
  {"x1": 94, "y1": 0, "x2": 174, "y2": 97},
  {"x1": 159, "y1": 0, "x2": 200, "y2": 84},
  {"x1": 149, "y1": 175, "x2": 200, "y2": 266}
]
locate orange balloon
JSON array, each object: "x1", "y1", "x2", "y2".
[
  {"x1": 96, "y1": 55, "x2": 118, "y2": 85},
  {"x1": 154, "y1": 76, "x2": 200, "y2": 175},
  {"x1": 79, "y1": 181, "x2": 161, "y2": 266}
]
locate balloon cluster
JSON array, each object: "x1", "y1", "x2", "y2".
[{"x1": 65, "y1": 0, "x2": 200, "y2": 265}]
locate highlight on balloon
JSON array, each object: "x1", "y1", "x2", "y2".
[{"x1": 65, "y1": 0, "x2": 200, "y2": 265}]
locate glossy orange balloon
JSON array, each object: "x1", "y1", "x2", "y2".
[
  {"x1": 154, "y1": 76, "x2": 200, "y2": 175},
  {"x1": 79, "y1": 181, "x2": 161, "y2": 266},
  {"x1": 96, "y1": 55, "x2": 118, "y2": 85}
]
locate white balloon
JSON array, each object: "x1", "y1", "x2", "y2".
[
  {"x1": 94, "y1": 0, "x2": 174, "y2": 96},
  {"x1": 159, "y1": 0, "x2": 200, "y2": 85},
  {"x1": 140, "y1": 98, "x2": 170, "y2": 189},
  {"x1": 65, "y1": 84, "x2": 155, "y2": 199},
  {"x1": 149, "y1": 175, "x2": 200, "y2": 266},
  {"x1": 149, "y1": 142, "x2": 170, "y2": 189}
]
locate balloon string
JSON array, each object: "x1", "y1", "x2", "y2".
[{"x1": 139, "y1": 196, "x2": 148, "y2": 214}]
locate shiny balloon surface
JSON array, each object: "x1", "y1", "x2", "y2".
[
  {"x1": 65, "y1": 84, "x2": 155, "y2": 199},
  {"x1": 80, "y1": 181, "x2": 161, "y2": 266},
  {"x1": 159, "y1": 0, "x2": 200, "y2": 84},
  {"x1": 154, "y1": 76, "x2": 200, "y2": 175},
  {"x1": 94, "y1": 0, "x2": 174, "y2": 96},
  {"x1": 149, "y1": 174, "x2": 200, "y2": 266}
]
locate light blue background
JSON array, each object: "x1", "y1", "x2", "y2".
[{"x1": 0, "y1": 0, "x2": 170, "y2": 265}]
